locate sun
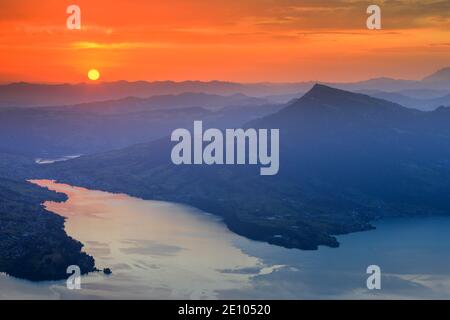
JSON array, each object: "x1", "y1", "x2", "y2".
[{"x1": 87, "y1": 69, "x2": 100, "y2": 81}]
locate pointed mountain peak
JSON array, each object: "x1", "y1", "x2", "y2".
[
  {"x1": 304, "y1": 83, "x2": 349, "y2": 98},
  {"x1": 300, "y1": 83, "x2": 369, "y2": 104},
  {"x1": 261, "y1": 83, "x2": 410, "y2": 123}
]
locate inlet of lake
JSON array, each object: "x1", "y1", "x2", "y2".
[{"x1": 2, "y1": 179, "x2": 450, "y2": 299}]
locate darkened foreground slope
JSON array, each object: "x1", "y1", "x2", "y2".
[
  {"x1": 40, "y1": 85, "x2": 450, "y2": 250},
  {"x1": 0, "y1": 155, "x2": 95, "y2": 281}
]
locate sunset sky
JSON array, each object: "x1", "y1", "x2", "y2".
[{"x1": 0, "y1": 0, "x2": 449, "y2": 83}]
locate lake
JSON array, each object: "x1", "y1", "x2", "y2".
[
  {"x1": 1, "y1": 179, "x2": 450, "y2": 299},
  {"x1": 35, "y1": 155, "x2": 82, "y2": 165}
]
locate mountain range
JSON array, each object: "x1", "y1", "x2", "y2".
[
  {"x1": 2, "y1": 67, "x2": 450, "y2": 280},
  {"x1": 0, "y1": 93, "x2": 282, "y2": 158},
  {"x1": 1, "y1": 67, "x2": 449, "y2": 108},
  {"x1": 38, "y1": 84, "x2": 450, "y2": 250},
  {"x1": 360, "y1": 90, "x2": 450, "y2": 111}
]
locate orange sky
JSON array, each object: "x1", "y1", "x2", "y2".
[{"x1": 0, "y1": 0, "x2": 449, "y2": 83}]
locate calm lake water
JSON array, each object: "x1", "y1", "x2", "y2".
[
  {"x1": 35, "y1": 155, "x2": 82, "y2": 165},
  {"x1": 1, "y1": 179, "x2": 450, "y2": 299}
]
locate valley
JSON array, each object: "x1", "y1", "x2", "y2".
[
  {"x1": 1, "y1": 74, "x2": 450, "y2": 283},
  {"x1": 35, "y1": 84, "x2": 450, "y2": 250}
]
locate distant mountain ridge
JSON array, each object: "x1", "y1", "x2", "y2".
[
  {"x1": 1, "y1": 67, "x2": 448, "y2": 107},
  {"x1": 0, "y1": 81, "x2": 313, "y2": 107},
  {"x1": 361, "y1": 90, "x2": 450, "y2": 111},
  {"x1": 0, "y1": 92, "x2": 282, "y2": 157},
  {"x1": 40, "y1": 92, "x2": 271, "y2": 114},
  {"x1": 423, "y1": 67, "x2": 450, "y2": 84}
]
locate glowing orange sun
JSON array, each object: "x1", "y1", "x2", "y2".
[{"x1": 88, "y1": 69, "x2": 100, "y2": 81}]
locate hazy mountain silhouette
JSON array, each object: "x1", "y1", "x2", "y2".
[
  {"x1": 423, "y1": 67, "x2": 450, "y2": 84},
  {"x1": 39, "y1": 84, "x2": 450, "y2": 250},
  {"x1": 40, "y1": 92, "x2": 270, "y2": 114},
  {"x1": 0, "y1": 81, "x2": 312, "y2": 107},
  {"x1": 361, "y1": 90, "x2": 450, "y2": 111},
  {"x1": 0, "y1": 92, "x2": 282, "y2": 157},
  {"x1": 360, "y1": 90, "x2": 426, "y2": 108},
  {"x1": 1, "y1": 67, "x2": 449, "y2": 108}
]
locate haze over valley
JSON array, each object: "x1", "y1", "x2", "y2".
[{"x1": 2, "y1": 67, "x2": 450, "y2": 298}]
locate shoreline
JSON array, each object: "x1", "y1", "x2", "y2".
[{"x1": 0, "y1": 178, "x2": 96, "y2": 282}]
